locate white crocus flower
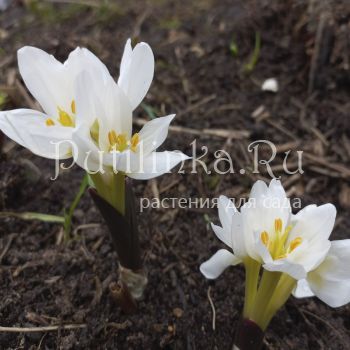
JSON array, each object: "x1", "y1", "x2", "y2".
[
  {"x1": 0, "y1": 39, "x2": 154, "y2": 160},
  {"x1": 294, "y1": 239, "x2": 350, "y2": 307},
  {"x1": 201, "y1": 179, "x2": 350, "y2": 337},
  {"x1": 71, "y1": 70, "x2": 189, "y2": 179},
  {"x1": 0, "y1": 46, "x2": 111, "y2": 158},
  {"x1": 200, "y1": 179, "x2": 336, "y2": 281}
]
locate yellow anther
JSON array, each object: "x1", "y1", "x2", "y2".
[
  {"x1": 116, "y1": 134, "x2": 127, "y2": 151},
  {"x1": 261, "y1": 231, "x2": 269, "y2": 247},
  {"x1": 71, "y1": 100, "x2": 76, "y2": 114},
  {"x1": 90, "y1": 119, "x2": 100, "y2": 145},
  {"x1": 276, "y1": 253, "x2": 287, "y2": 260},
  {"x1": 108, "y1": 130, "x2": 118, "y2": 147},
  {"x1": 274, "y1": 218, "x2": 282, "y2": 233},
  {"x1": 46, "y1": 118, "x2": 55, "y2": 126},
  {"x1": 130, "y1": 133, "x2": 139, "y2": 152},
  {"x1": 58, "y1": 107, "x2": 75, "y2": 127},
  {"x1": 288, "y1": 237, "x2": 302, "y2": 253},
  {"x1": 108, "y1": 131, "x2": 139, "y2": 153}
]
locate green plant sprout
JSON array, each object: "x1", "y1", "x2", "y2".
[
  {"x1": 63, "y1": 173, "x2": 89, "y2": 242},
  {"x1": 244, "y1": 31, "x2": 261, "y2": 73},
  {"x1": 229, "y1": 38, "x2": 239, "y2": 57},
  {"x1": 0, "y1": 174, "x2": 88, "y2": 241}
]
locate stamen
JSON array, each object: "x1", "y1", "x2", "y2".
[
  {"x1": 276, "y1": 253, "x2": 287, "y2": 260},
  {"x1": 46, "y1": 118, "x2": 55, "y2": 126},
  {"x1": 130, "y1": 133, "x2": 139, "y2": 152},
  {"x1": 274, "y1": 218, "x2": 282, "y2": 233},
  {"x1": 108, "y1": 131, "x2": 139, "y2": 153},
  {"x1": 288, "y1": 237, "x2": 302, "y2": 253},
  {"x1": 284, "y1": 225, "x2": 292, "y2": 235},
  {"x1": 90, "y1": 119, "x2": 100, "y2": 145},
  {"x1": 71, "y1": 100, "x2": 76, "y2": 114},
  {"x1": 108, "y1": 130, "x2": 118, "y2": 147},
  {"x1": 116, "y1": 134, "x2": 127, "y2": 151},
  {"x1": 261, "y1": 231, "x2": 269, "y2": 247},
  {"x1": 58, "y1": 107, "x2": 75, "y2": 127}
]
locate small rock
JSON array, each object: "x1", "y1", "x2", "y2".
[
  {"x1": 173, "y1": 307, "x2": 184, "y2": 318},
  {"x1": 262, "y1": 78, "x2": 279, "y2": 93}
]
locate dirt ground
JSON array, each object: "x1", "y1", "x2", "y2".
[{"x1": 0, "y1": 0, "x2": 350, "y2": 349}]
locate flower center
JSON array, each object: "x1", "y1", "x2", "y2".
[
  {"x1": 45, "y1": 100, "x2": 76, "y2": 127},
  {"x1": 260, "y1": 218, "x2": 302, "y2": 260},
  {"x1": 107, "y1": 130, "x2": 139, "y2": 153}
]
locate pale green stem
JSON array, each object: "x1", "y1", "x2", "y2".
[
  {"x1": 90, "y1": 172, "x2": 109, "y2": 201},
  {"x1": 259, "y1": 274, "x2": 296, "y2": 330},
  {"x1": 251, "y1": 270, "x2": 282, "y2": 329},
  {"x1": 90, "y1": 171, "x2": 125, "y2": 216},
  {"x1": 243, "y1": 258, "x2": 261, "y2": 319}
]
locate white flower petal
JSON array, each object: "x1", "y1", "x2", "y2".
[
  {"x1": 314, "y1": 240, "x2": 350, "y2": 281},
  {"x1": 231, "y1": 212, "x2": 246, "y2": 258},
  {"x1": 300, "y1": 239, "x2": 350, "y2": 307},
  {"x1": 242, "y1": 179, "x2": 291, "y2": 238},
  {"x1": 308, "y1": 276, "x2": 350, "y2": 308},
  {"x1": 263, "y1": 259, "x2": 307, "y2": 280},
  {"x1": 118, "y1": 41, "x2": 154, "y2": 110},
  {"x1": 254, "y1": 232, "x2": 273, "y2": 264},
  {"x1": 72, "y1": 126, "x2": 105, "y2": 172},
  {"x1": 211, "y1": 223, "x2": 231, "y2": 247},
  {"x1": 65, "y1": 47, "x2": 111, "y2": 86},
  {"x1": 119, "y1": 38, "x2": 133, "y2": 74},
  {"x1": 74, "y1": 71, "x2": 132, "y2": 148},
  {"x1": 288, "y1": 238, "x2": 330, "y2": 273},
  {"x1": 138, "y1": 115, "x2": 175, "y2": 154},
  {"x1": 0, "y1": 109, "x2": 72, "y2": 159},
  {"x1": 289, "y1": 204, "x2": 336, "y2": 242},
  {"x1": 17, "y1": 46, "x2": 69, "y2": 118},
  {"x1": 218, "y1": 195, "x2": 236, "y2": 233},
  {"x1": 200, "y1": 249, "x2": 241, "y2": 279},
  {"x1": 127, "y1": 151, "x2": 189, "y2": 180},
  {"x1": 293, "y1": 279, "x2": 315, "y2": 298},
  {"x1": 249, "y1": 180, "x2": 268, "y2": 201}
]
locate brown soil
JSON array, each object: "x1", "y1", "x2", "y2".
[{"x1": 0, "y1": 0, "x2": 350, "y2": 349}]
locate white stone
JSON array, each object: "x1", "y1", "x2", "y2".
[{"x1": 262, "y1": 78, "x2": 279, "y2": 93}]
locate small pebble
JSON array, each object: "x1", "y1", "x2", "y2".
[
  {"x1": 262, "y1": 78, "x2": 279, "y2": 92},
  {"x1": 173, "y1": 307, "x2": 184, "y2": 318}
]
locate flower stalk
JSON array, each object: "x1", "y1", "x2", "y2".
[
  {"x1": 89, "y1": 178, "x2": 147, "y2": 307},
  {"x1": 242, "y1": 258, "x2": 260, "y2": 319}
]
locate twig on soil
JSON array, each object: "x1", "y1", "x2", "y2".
[
  {"x1": 73, "y1": 223, "x2": 100, "y2": 237},
  {"x1": 0, "y1": 324, "x2": 87, "y2": 333},
  {"x1": 207, "y1": 286, "x2": 216, "y2": 331},
  {"x1": 174, "y1": 46, "x2": 191, "y2": 99},
  {"x1": 134, "y1": 118, "x2": 250, "y2": 139},
  {"x1": 132, "y1": 9, "x2": 151, "y2": 39},
  {"x1": 176, "y1": 94, "x2": 217, "y2": 118},
  {"x1": 304, "y1": 153, "x2": 350, "y2": 178},
  {"x1": 159, "y1": 178, "x2": 181, "y2": 194},
  {"x1": 301, "y1": 309, "x2": 347, "y2": 347},
  {"x1": 308, "y1": 12, "x2": 327, "y2": 94},
  {"x1": 263, "y1": 119, "x2": 298, "y2": 140},
  {"x1": 150, "y1": 179, "x2": 160, "y2": 201},
  {"x1": 0, "y1": 321, "x2": 132, "y2": 333},
  {"x1": 0, "y1": 233, "x2": 16, "y2": 264}
]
